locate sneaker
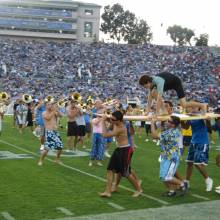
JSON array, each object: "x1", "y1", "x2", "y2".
[
  {"x1": 156, "y1": 140, "x2": 160, "y2": 146},
  {"x1": 178, "y1": 185, "x2": 187, "y2": 196},
  {"x1": 215, "y1": 189, "x2": 220, "y2": 194},
  {"x1": 40, "y1": 145, "x2": 44, "y2": 151},
  {"x1": 88, "y1": 162, "x2": 93, "y2": 167},
  {"x1": 205, "y1": 177, "x2": 213, "y2": 192},
  {"x1": 38, "y1": 161, "x2": 43, "y2": 166},
  {"x1": 104, "y1": 151, "x2": 111, "y2": 158},
  {"x1": 145, "y1": 139, "x2": 149, "y2": 142},
  {"x1": 184, "y1": 181, "x2": 190, "y2": 190},
  {"x1": 97, "y1": 162, "x2": 103, "y2": 166},
  {"x1": 215, "y1": 186, "x2": 220, "y2": 190},
  {"x1": 161, "y1": 191, "x2": 176, "y2": 197},
  {"x1": 32, "y1": 131, "x2": 37, "y2": 137}
]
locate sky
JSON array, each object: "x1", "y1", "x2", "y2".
[{"x1": 79, "y1": 0, "x2": 220, "y2": 46}]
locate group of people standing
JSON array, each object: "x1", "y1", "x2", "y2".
[{"x1": 2, "y1": 72, "x2": 220, "y2": 198}]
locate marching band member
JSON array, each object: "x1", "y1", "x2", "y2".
[
  {"x1": 26, "y1": 103, "x2": 34, "y2": 132},
  {"x1": 16, "y1": 99, "x2": 28, "y2": 134},
  {"x1": 13, "y1": 99, "x2": 19, "y2": 128},
  {"x1": 66, "y1": 100, "x2": 81, "y2": 152},
  {"x1": 38, "y1": 101, "x2": 63, "y2": 166},
  {"x1": 89, "y1": 110, "x2": 105, "y2": 166},
  {"x1": 75, "y1": 105, "x2": 86, "y2": 150},
  {"x1": 35, "y1": 98, "x2": 46, "y2": 150},
  {"x1": 0, "y1": 102, "x2": 7, "y2": 135}
]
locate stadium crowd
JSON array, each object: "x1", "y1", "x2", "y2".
[{"x1": 0, "y1": 38, "x2": 219, "y2": 106}]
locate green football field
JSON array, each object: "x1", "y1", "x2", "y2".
[{"x1": 0, "y1": 116, "x2": 220, "y2": 220}]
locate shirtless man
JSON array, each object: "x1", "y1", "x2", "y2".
[
  {"x1": 66, "y1": 100, "x2": 81, "y2": 151},
  {"x1": 99, "y1": 111, "x2": 142, "y2": 198},
  {"x1": 38, "y1": 102, "x2": 63, "y2": 166}
]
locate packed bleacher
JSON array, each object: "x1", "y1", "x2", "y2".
[{"x1": 0, "y1": 38, "x2": 219, "y2": 107}]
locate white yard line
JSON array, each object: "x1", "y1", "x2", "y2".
[
  {"x1": 0, "y1": 140, "x2": 169, "y2": 205},
  {"x1": 107, "y1": 202, "x2": 125, "y2": 210},
  {"x1": 1, "y1": 212, "x2": 16, "y2": 220},
  {"x1": 191, "y1": 194, "x2": 210, "y2": 201},
  {"x1": 56, "y1": 207, "x2": 74, "y2": 216}
]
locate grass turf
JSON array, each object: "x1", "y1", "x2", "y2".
[{"x1": 0, "y1": 116, "x2": 220, "y2": 220}]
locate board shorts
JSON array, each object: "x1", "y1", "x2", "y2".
[
  {"x1": 107, "y1": 146, "x2": 133, "y2": 177},
  {"x1": 160, "y1": 158, "x2": 179, "y2": 181},
  {"x1": 186, "y1": 143, "x2": 209, "y2": 165},
  {"x1": 44, "y1": 130, "x2": 63, "y2": 151}
]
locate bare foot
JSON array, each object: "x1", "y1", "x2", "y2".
[
  {"x1": 54, "y1": 160, "x2": 62, "y2": 165},
  {"x1": 132, "y1": 190, "x2": 142, "y2": 197},
  {"x1": 99, "y1": 192, "x2": 111, "y2": 197}
]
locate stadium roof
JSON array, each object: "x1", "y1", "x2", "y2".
[{"x1": 0, "y1": 0, "x2": 101, "y2": 8}]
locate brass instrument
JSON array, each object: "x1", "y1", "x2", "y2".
[
  {"x1": 81, "y1": 103, "x2": 87, "y2": 112},
  {"x1": 57, "y1": 99, "x2": 68, "y2": 108},
  {"x1": 22, "y1": 94, "x2": 33, "y2": 103},
  {"x1": 0, "y1": 92, "x2": 9, "y2": 114},
  {"x1": 0, "y1": 92, "x2": 9, "y2": 102},
  {"x1": 44, "y1": 95, "x2": 55, "y2": 103},
  {"x1": 103, "y1": 98, "x2": 118, "y2": 106},
  {"x1": 71, "y1": 92, "x2": 82, "y2": 103},
  {"x1": 86, "y1": 95, "x2": 94, "y2": 105}
]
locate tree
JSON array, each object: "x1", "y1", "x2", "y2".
[
  {"x1": 100, "y1": 4, "x2": 125, "y2": 43},
  {"x1": 100, "y1": 4, "x2": 152, "y2": 44},
  {"x1": 195, "y1": 33, "x2": 209, "y2": 46},
  {"x1": 167, "y1": 25, "x2": 195, "y2": 46},
  {"x1": 123, "y1": 19, "x2": 152, "y2": 44},
  {"x1": 184, "y1": 28, "x2": 195, "y2": 46}
]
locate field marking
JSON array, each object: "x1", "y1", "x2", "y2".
[
  {"x1": 0, "y1": 140, "x2": 169, "y2": 205},
  {"x1": 56, "y1": 207, "x2": 74, "y2": 216},
  {"x1": 191, "y1": 194, "x2": 210, "y2": 201},
  {"x1": 42, "y1": 200, "x2": 220, "y2": 220},
  {"x1": 1, "y1": 212, "x2": 16, "y2": 220},
  {"x1": 107, "y1": 202, "x2": 125, "y2": 210}
]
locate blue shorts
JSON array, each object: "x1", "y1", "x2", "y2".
[
  {"x1": 44, "y1": 130, "x2": 63, "y2": 151},
  {"x1": 183, "y1": 136, "x2": 192, "y2": 147},
  {"x1": 105, "y1": 137, "x2": 113, "y2": 143},
  {"x1": 160, "y1": 158, "x2": 179, "y2": 181},
  {"x1": 186, "y1": 143, "x2": 209, "y2": 165}
]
